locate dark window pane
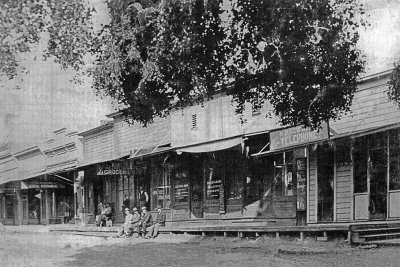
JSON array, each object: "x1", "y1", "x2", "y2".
[
  {"x1": 353, "y1": 137, "x2": 368, "y2": 193},
  {"x1": 390, "y1": 129, "x2": 400, "y2": 190}
]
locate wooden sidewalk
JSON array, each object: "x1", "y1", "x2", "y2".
[{"x1": 49, "y1": 223, "x2": 351, "y2": 241}]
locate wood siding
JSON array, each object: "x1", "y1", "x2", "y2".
[
  {"x1": 83, "y1": 128, "x2": 114, "y2": 162},
  {"x1": 171, "y1": 95, "x2": 281, "y2": 148},
  {"x1": 335, "y1": 164, "x2": 352, "y2": 221},
  {"x1": 308, "y1": 149, "x2": 317, "y2": 223},
  {"x1": 330, "y1": 76, "x2": 400, "y2": 135},
  {"x1": 114, "y1": 116, "x2": 171, "y2": 157}
]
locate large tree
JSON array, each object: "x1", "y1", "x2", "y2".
[{"x1": 1, "y1": 0, "x2": 367, "y2": 129}]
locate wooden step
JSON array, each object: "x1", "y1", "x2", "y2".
[
  {"x1": 354, "y1": 227, "x2": 400, "y2": 233},
  {"x1": 361, "y1": 232, "x2": 400, "y2": 239}
]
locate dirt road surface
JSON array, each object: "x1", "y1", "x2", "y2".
[{"x1": 1, "y1": 230, "x2": 400, "y2": 267}]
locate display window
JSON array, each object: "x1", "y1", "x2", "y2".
[
  {"x1": 151, "y1": 164, "x2": 171, "y2": 210},
  {"x1": 173, "y1": 168, "x2": 189, "y2": 207},
  {"x1": 28, "y1": 190, "x2": 41, "y2": 219}
]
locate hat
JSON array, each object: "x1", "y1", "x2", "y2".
[
  {"x1": 141, "y1": 206, "x2": 147, "y2": 210},
  {"x1": 156, "y1": 205, "x2": 162, "y2": 209},
  {"x1": 124, "y1": 208, "x2": 130, "y2": 211},
  {"x1": 132, "y1": 207, "x2": 138, "y2": 212}
]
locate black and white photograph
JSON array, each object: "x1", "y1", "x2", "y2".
[{"x1": 1, "y1": 0, "x2": 400, "y2": 266}]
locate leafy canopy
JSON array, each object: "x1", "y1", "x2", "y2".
[{"x1": 1, "y1": 0, "x2": 366, "y2": 129}]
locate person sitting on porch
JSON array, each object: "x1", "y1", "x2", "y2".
[
  {"x1": 116, "y1": 208, "x2": 134, "y2": 238},
  {"x1": 95, "y1": 202, "x2": 112, "y2": 226},
  {"x1": 131, "y1": 207, "x2": 142, "y2": 237},
  {"x1": 137, "y1": 206, "x2": 152, "y2": 238},
  {"x1": 145, "y1": 205, "x2": 166, "y2": 239}
]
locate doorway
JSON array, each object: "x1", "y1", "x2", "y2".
[
  {"x1": 353, "y1": 133, "x2": 388, "y2": 220},
  {"x1": 5, "y1": 194, "x2": 18, "y2": 225},
  {"x1": 368, "y1": 133, "x2": 387, "y2": 220},
  {"x1": 317, "y1": 144, "x2": 334, "y2": 222}
]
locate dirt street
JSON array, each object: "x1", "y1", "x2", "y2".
[{"x1": 1, "y1": 230, "x2": 400, "y2": 267}]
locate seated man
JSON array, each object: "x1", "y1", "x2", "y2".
[
  {"x1": 137, "y1": 206, "x2": 152, "y2": 238},
  {"x1": 95, "y1": 202, "x2": 112, "y2": 226},
  {"x1": 131, "y1": 207, "x2": 141, "y2": 236},
  {"x1": 145, "y1": 205, "x2": 166, "y2": 239},
  {"x1": 116, "y1": 208, "x2": 134, "y2": 238}
]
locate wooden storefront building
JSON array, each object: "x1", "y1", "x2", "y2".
[{"x1": 0, "y1": 129, "x2": 79, "y2": 225}]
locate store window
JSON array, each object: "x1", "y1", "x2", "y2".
[
  {"x1": 267, "y1": 151, "x2": 293, "y2": 197},
  {"x1": 173, "y1": 168, "x2": 189, "y2": 207},
  {"x1": 116, "y1": 174, "x2": 134, "y2": 212},
  {"x1": 390, "y1": 129, "x2": 400, "y2": 191},
  {"x1": 205, "y1": 158, "x2": 223, "y2": 201},
  {"x1": 353, "y1": 136, "x2": 368, "y2": 194},
  {"x1": 225, "y1": 153, "x2": 244, "y2": 200},
  {"x1": 151, "y1": 164, "x2": 171, "y2": 210},
  {"x1": 5, "y1": 195, "x2": 15, "y2": 219},
  {"x1": 369, "y1": 132, "x2": 387, "y2": 219},
  {"x1": 28, "y1": 190, "x2": 41, "y2": 219},
  {"x1": 104, "y1": 177, "x2": 116, "y2": 208}
]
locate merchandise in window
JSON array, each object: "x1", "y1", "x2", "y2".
[{"x1": 151, "y1": 164, "x2": 171, "y2": 210}]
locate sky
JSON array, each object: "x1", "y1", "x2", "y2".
[{"x1": 1, "y1": 0, "x2": 400, "y2": 152}]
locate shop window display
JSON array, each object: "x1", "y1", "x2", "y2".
[
  {"x1": 151, "y1": 164, "x2": 171, "y2": 210},
  {"x1": 265, "y1": 152, "x2": 293, "y2": 198},
  {"x1": 173, "y1": 169, "x2": 189, "y2": 207},
  {"x1": 28, "y1": 190, "x2": 41, "y2": 219},
  {"x1": 117, "y1": 174, "x2": 134, "y2": 212}
]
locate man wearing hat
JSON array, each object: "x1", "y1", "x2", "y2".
[
  {"x1": 137, "y1": 206, "x2": 152, "y2": 238},
  {"x1": 145, "y1": 205, "x2": 166, "y2": 239},
  {"x1": 116, "y1": 207, "x2": 134, "y2": 238},
  {"x1": 131, "y1": 207, "x2": 141, "y2": 236},
  {"x1": 95, "y1": 202, "x2": 112, "y2": 226}
]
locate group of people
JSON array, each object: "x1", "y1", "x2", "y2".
[
  {"x1": 94, "y1": 187, "x2": 165, "y2": 238},
  {"x1": 116, "y1": 204, "x2": 166, "y2": 239}
]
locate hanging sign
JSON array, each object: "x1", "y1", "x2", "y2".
[
  {"x1": 270, "y1": 123, "x2": 329, "y2": 150},
  {"x1": 97, "y1": 164, "x2": 133, "y2": 176},
  {"x1": 26, "y1": 181, "x2": 65, "y2": 189}
]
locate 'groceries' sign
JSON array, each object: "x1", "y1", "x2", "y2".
[{"x1": 270, "y1": 124, "x2": 329, "y2": 150}]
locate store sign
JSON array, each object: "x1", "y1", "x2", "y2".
[
  {"x1": 207, "y1": 180, "x2": 222, "y2": 199},
  {"x1": 97, "y1": 164, "x2": 133, "y2": 176},
  {"x1": 24, "y1": 181, "x2": 65, "y2": 189},
  {"x1": 174, "y1": 184, "x2": 189, "y2": 200},
  {"x1": 270, "y1": 124, "x2": 329, "y2": 150}
]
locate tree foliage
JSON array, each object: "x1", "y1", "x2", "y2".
[
  {"x1": 1, "y1": 0, "x2": 367, "y2": 129},
  {"x1": 0, "y1": 0, "x2": 93, "y2": 79}
]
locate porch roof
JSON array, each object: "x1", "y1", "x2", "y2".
[{"x1": 175, "y1": 135, "x2": 244, "y2": 154}]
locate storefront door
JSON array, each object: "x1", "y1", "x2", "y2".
[
  {"x1": 317, "y1": 144, "x2": 334, "y2": 222},
  {"x1": 354, "y1": 133, "x2": 388, "y2": 220},
  {"x1": 368, "y1": 133, "x2": 387, "y2": 220},
  {"x1": 5, "y1": 194, "x2": 18, "y2": 225}
]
